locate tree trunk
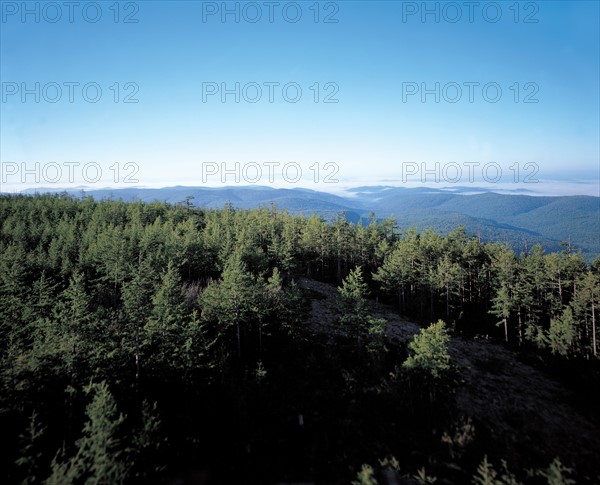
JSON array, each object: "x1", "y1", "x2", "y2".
[
  {"x1": 446, "y1": 283, "x2": 450, "y2": 320},
  {"x1": 337, "y1": 249, "x2": 342, "y2": 284},
  {"x1": 398, "y1": 287, "x2": 402, "y2": 313},
  {"x1": 258, "y1": 317, "x2": 263, "y2": 355},
  {"x1": 135, "y1": 328, "x2": 140, "y2": 385},
  {"x1": 235, "y1": 298, "x2": 242, "y2": 359},
  {"x1": 592, "y1": 299, "x2": 597, "y2": 357},
  {"x1": 430, "y1": 288, "x2": 435, "y2": 321},
  {"x1": 558, "y1": 274, "x2": 563, "y2": 304}
]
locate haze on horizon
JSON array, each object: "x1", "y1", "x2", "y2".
[{"x1": 1, "y1": 1, "x2": 599, "y2": 196}]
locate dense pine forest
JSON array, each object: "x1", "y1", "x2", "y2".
[{"x1": 1, "y1": 193, "x2": 599, "y2": 484}]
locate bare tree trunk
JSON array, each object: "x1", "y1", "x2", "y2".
[{"x1": 558, "y1": 274, "x2": 563, "y2": 304}]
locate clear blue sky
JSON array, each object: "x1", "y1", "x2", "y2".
[{"x1": 1, "y1": 1, "x2": 599, "y2": 194}]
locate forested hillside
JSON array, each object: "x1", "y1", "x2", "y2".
[
  {"x1": 1, "y1": 194, "x2": 599, "y2": 484},
  {"x1": 18, "y1": 186, "x2": 600, "y2": 258}
]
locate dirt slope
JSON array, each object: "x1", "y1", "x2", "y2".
[{"x1": 297, "y1": 277, "x2": 600, "y2": 479}]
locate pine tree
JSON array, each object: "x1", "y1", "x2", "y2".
[
  {"x1": 144, "y1": 261, "x2": 188, "y2": 371},
  {"x1": 403, "y1": 320, "x2": 451, "y2": 378},
  {"x1": 76, "y1": 381, "x2": 128, "y2": 484},
  {"x1": 300, "y1": 214, "x2": 330, "y2": 277},
  {"x1": 16, "y1": 410, "x2": 46, "y2": 485},
  {"x1": 46, "y1": 382, "x2": 128, "y2": 485},
  {"x1": 0, "y1": 245, "x2": 28, "y2": 351},
  {"x1": 373, "y1": 233, "x2": 421, "y2": 315},
  {"x1": 490, "y1": 285, "x2": 514, "y2": 343},
  {"x1": 338, "y1": 267, "x2": 386, "y2": 346},
  {"x1": 50, "y1": 272, "x2": 94, "y2": 376},
  {"x1": 534, "y1": 458, "x2": 575, "y2": 485},
  {"x1": 489, "y1": 245, "x2": 517, "y2": 342},
  {"x1": 435, "y1": 254, "x2": 464, "y2": 320},
  {"x1": 548, "y1": 307, "x2": 576, "y2": 357},
  {"x1": 130, "y1": 400, "x2": 164, "y2": 480},
  {"x1": 471, "y1": 456, "x2": 523, "y2": 485},
  {"x1": 121, "y1": 259, "x2": 156, "y2": 382},
  {"x1": 352, "y1": 464, "x2": 378, "y2": 485},
  {"x1": 572, "y1": 271, "x2": 599, "y2": 357},
  {"x1": 200, "y1": 253, "x2": 259, "y2": 360}
]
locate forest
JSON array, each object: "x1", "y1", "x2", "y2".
[{"x1": 0, "y1": 193, "x2": 599, "y2": 484}]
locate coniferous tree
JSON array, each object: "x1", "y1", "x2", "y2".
[
  {"x1": 338, "y1": 267, "x2": 386, "y2": 346},
  {"x1": 200, "y1": 253, "x2": 259, "y2": 361},
  {"x1": 46, "y1": 382, "x2": 127, "y2": 485},
  {"x1": 489, "y1": 246, "x2": 518, "y2": 342},
  {"x1": 572, "y1": 271, "x2": 599, "y2": 357},
  {"x1": 121, "y1": 259, "x2": 157, "y2": 382},
  {"x1": 144, "y1": 261, "x2": 188, "y2": 372},
  {"x1": 403, "y1": 320, "x2": 451, "y2": 378},
  {"x1": 50, "y1": 272, "x2": 94, "y2": 378},
  {"x1": 16, "y1": 410, "x2": 46, "y2": 485},
  {"x1": 490, "y1": 285, "x2": 514, "y2": 343},
  {"x1": 548, "y1": 307, "x2": 576, "y2": 357}
]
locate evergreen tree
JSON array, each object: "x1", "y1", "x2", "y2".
[
  {"x1": 472, "y1": 456, "x2": 522, "y2": 485},
  {"x1": 16, "y1": 411, "x2": 46, "y2": 485},
  {"x1": 338, "y1": 267, "x2": 386, "y2": 345},
  {"x1": 548, "y1": 307, "x2": 576, "y2": 357},
  {"x1": 49, "y1": 272, "x2": 94, "y2": 377},
  {"x1": 0, "y1": 245, "x2": 28, "y2": 350},
  {"x1": 490, "y1": 285, "x2": 514, "y2": 343},
  {"x1": 121, "y1": 259, "x2": 156, "y2": 381},
  {"x1": 572, "y1": 271, "x2": 599, "y2": 357},
  {"x1": 200, "y1": 253, "x2": 259, "y2": 360},
  {"x1": 534, "y1": 458, "x2": 575, "y2": 485},
  {"x1": 46, "y1": 382, "x2": 128, "y2": 485},
  {"x1": 373, "y1": 232, "x2": 421, "y2": 315},
  {"x1": 403, "y1": 320, "x2": 451, "y2": 378},
  {"x1": 435, "y1": 254, "x2": 464, "y2": 320},
  {"x1": 489, "y1": 245, "x2": 517, "y2": 342},
  {"x1": 144, "y1": 262, "x2": 189, "y2": 372}
]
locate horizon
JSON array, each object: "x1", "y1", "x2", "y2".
[
  {"x1": 3, "y1": 180, "x2": 599, "y2": 199},
  {"x1": 1, "y1": 1, "x2": 599, "y2": 196},
  {"x1": 3, "y1": 3, "x2": 600, "y2": 481}
]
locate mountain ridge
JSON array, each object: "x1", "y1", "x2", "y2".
[{"x1": 8, "y1": 185, "x2": 600, "y2": 258}]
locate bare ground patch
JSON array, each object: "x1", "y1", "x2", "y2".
[{"x1": 296, "y1": 277, "x2": 600, "y2": 478}]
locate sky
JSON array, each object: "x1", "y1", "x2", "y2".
[{"x1": 1, "y1": 0, "x2": 599, "y2": 195}]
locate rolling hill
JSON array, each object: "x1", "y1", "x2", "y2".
[{"x1": 13, "y1": 185, "x2": 600, "y2": 259}]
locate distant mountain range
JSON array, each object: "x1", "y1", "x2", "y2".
[{"x1": 12, "y1": 185, "x2": 600, "y2": 258}]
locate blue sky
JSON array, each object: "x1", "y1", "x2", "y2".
[{"x1": 1, "y1": 0, "x2": 599, "y2": 195}]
